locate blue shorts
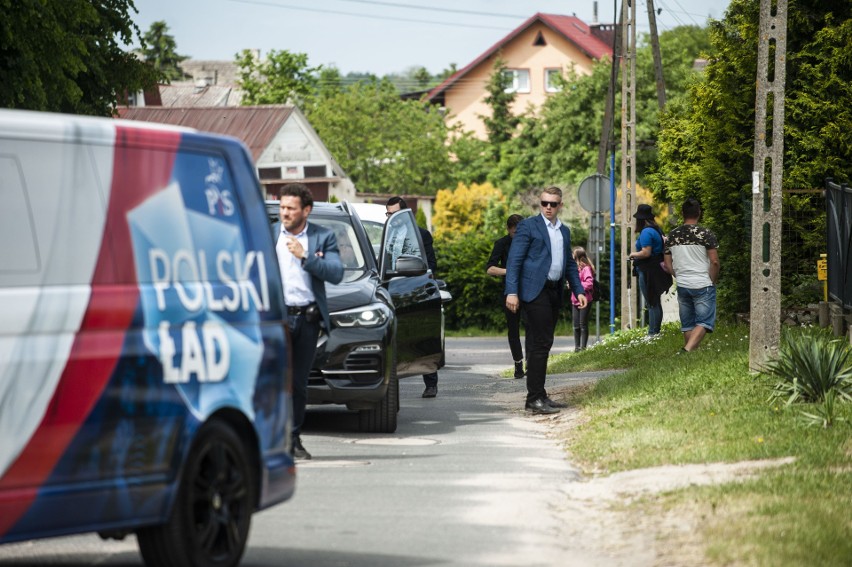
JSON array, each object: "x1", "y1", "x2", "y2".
[{"x1": 677, "y1": 286, "x2": 716, "y2": 332}]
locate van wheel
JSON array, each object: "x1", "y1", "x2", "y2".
[
  {"x1": 359, "y1": 349, "x2": 398, "y2": 433},
  {"x1": 136, "y1": 421, "x2": 255, "y2": 567}
]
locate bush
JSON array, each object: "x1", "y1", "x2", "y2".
[
  {"x1": 760, "y1": 327, "x2": 852, "y2": 427},
  {"x1": 435, "y1": 231, "x2": 505, "y2": 330}
]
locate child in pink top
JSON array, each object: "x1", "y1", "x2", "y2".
[{"x1": 571, "y1": 247, "x2": 595, "y2": 351}]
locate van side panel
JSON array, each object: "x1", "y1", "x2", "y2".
[
  {"x1": 0, "y1": 116, "x2": 293, "y2": 543},
  {"x1": 0, "y1": 126, "x2": 182, "y2": 538}
]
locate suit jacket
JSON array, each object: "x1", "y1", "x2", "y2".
[
  {"x1": 419, "y1": 227, "x2": 437, "y2": 274},
  {"x1": 504, "y1": 215, "x2": 585, "y2": 304},
  {"x1": 274, "y1": 221, "x2": 344, "y2": 330}
]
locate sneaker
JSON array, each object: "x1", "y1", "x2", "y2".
[
  {"x1": 292, "y1": 436, "x2": 312, "y2": 460},
  {"x1": 422, "y1": 386, "x2": 438, "y2": 398}
]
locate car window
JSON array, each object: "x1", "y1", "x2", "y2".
[
  {"x1": 310, "y1": 217, "x2": 367, "y2": 283},
  {"x1": 384, "y1": 211, "x2": 423, "y2": 271},
  {"x1": 360, "y1": 220, "x2": 383, "y2": 258}
]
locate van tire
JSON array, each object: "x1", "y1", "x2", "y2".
[
  {"x1": 136, "y1": 420, "x2": 255, "y2": 567},
  {"x1": 359, "y1": 350, "x2": 398, "y2": 433}
]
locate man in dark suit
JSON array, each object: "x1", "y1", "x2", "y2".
[
  {"x1": 487, "y1": 214, "x2": 526, "y2": 379},
  {"x1": 505, "y1": 186, "x2": 587, "y2": 415},
  {"x1": 274, "y1": 183, "x2": 344, "y2": 459},
  {"x1": 385, "y1": 196, "x2": 440, "y2": 398}
]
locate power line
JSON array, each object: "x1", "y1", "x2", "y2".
[
  {"x1": 316, "y1": 0, "x2": 527, "y2": 19},
  {"x1": 227, "y1": 0, "x2": 511, "y2": 30}
]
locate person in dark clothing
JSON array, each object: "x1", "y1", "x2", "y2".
[
  {"x1": 487, "y1": 214, "x2": 525, "y2": 378},
  {"x1": 505, "y1": 186, "x2": 587, "y2": 415},
  {"x1": 274, "y1": 183, "x2": 344, "y2": 459},
  {"x1": 385, "y1": 196, "x2": 440, "y2": 398},
  {"x1": 628, "y1": 204, "x2": 672, "y2": 336}
]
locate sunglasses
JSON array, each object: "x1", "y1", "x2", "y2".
[{"x1": 540, "y1": 200, "x2": 561, "y2": 208}]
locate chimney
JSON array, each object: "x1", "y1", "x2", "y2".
[{"x1": 593, "y1": 1, "x2": 599, "y2": 24}]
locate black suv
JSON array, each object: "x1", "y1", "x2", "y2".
[{"x1": 268, "y1": 201, "x2": 444, "y2": 433}]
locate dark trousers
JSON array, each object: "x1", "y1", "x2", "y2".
[
  {"x1": 288, "y1": 314, "x2": 321, "y2": 437},
  {"x1": 572, "y1": 304, "x2": 591, "y2": 350},
  {"x1": 522, "y1": 287, "x2": 561, "y2": 404},
  {"x1": 503, "y1": 305, "x2": 523, "y2": 361},
  {"x1": 423, "y1": 372, "x2": 438, "y2": 387}
]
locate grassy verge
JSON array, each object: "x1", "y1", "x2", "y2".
[{"x1": 549, "y1": 322, "x2": 852, "y2": 565}]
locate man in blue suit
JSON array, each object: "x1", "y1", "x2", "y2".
[
  {"x1": 274, "y1": 183, "x2": 344, "y2": 459},
  {"x1": 505, "y1": 186, "x2": 587, "y2": 415}
]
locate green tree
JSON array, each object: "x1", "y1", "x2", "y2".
[
  {"x1": 481, "y1": 56, "x2": 519, "y2": 153},
  {"x1": 439, "y1": 63, "x2": 459, "y2": 81},
  {"x1": 413, "y1": 66, "x2": 431, "y2": 89},
  {"x1": 141, "y1": 20, "x2": 188, "y2": 83},
  {"x1": 306, "y1": 78, "x2": 452, "y2": 194},
  {"x1": 237, "y1": 49, "x2": 320, "y2": 106},
  {"x1": 447, "y1": 128, "x2": 492, "y2": 186},
  {"x1": 0, "y1": 0, "x2": 158, "y2": 116},
  {"x1": 648, "y1": 0, "x2": 852, "y2": 315},
  {"x1": 316, "y1": 66, "x2": 344, "y2": 98}
]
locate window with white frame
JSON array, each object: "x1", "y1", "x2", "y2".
[
  {"x1": 545, "y1": 68, "x2": 563, "y2": 92},
  {"x1": 501, "y1": 69, "x2": 530, "y2": 93}
]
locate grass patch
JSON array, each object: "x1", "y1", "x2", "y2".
[{"x1": 551, "y1": 322, "x2": 852, "y2": 566}]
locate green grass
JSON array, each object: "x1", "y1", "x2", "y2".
[{"x1": 547, "y1": 322, "x2": 852, "y2": 566}]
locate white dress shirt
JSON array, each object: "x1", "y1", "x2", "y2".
[
  {"x1": 277, "y1": 223, "x2": 315, "y2": 306},
  {"x1": 543, "y1": 214, "x2": 564, "y2": 281}
]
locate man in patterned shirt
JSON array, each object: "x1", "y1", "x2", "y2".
[{"x1": 663, "y1": 197, "x2": 720, "y2": 352}]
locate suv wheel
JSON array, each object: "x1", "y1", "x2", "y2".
[{"x1": 358, "y1": 348, "x2": 398, "y2": 433}]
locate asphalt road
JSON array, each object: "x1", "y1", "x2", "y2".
[{"x1": 0, "y1": 337, "x2": 616, "y2": 567}]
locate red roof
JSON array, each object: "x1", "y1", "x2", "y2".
[
  {"x1": 117, "y1": 106, "x2": 294, "y2": 161},
  {"x1": 428, "y1": 13, "x2": 614, "y2": 101}
]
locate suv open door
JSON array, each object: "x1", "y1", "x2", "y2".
[{"x1": 380, "y1": 210, "x2": 443, "y2": 377}]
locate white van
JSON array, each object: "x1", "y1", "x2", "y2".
[{"x1": 0, "y1": 109, "x2": 294, "y2": 567}]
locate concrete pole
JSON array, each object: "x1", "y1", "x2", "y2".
[
  {"x1": 619, "y1": 0, "x2": 637, "y2": 330},
  {"x1": 749, "y1": 0, "x2": 788, "y2": 371}
]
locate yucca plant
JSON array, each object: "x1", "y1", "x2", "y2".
[{"x1": 760, "y1": 328, "x2": 852, "y2": 427}]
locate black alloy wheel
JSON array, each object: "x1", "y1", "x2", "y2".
[{"x1": 137, "y1": 420, "x2": 256, "y2": 567}]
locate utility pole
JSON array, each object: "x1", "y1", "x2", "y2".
[
  {"x1": 646, "y1": 0, "x2": 666, "y2": 110},
  {"x1": 619, "y1": 0, "x2": 637, "y2": 330},
  {"x1": 749, "y1": 0, "x2": 788, "y2": 370},
  {"x1": 596, "y1": 10, "x2": 621, "y2": 175}
]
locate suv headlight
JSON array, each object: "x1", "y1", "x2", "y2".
[{"x1": 330, "y1": 303, "x2": 391, "y2": 328}]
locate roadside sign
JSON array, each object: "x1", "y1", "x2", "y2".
[
  {"x1": 577, "y1": 174, "x2": 610, "y2": 212},
  {"x1": 817, "y1": 258, "x2": 827, "y2": 281}
]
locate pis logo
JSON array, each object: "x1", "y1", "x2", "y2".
[{"x1": 204, "y1": 158, "x2": 234, "y2": 216}]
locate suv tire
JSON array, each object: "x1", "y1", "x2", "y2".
[{"x1": 358, "y1": 348, "x2": 398, "y2": 433}]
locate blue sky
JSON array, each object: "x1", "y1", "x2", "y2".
[{"x1": 131, "y1": 0, "x2": 732, "y2": 76}]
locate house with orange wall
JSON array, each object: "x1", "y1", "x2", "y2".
[{"x1": 427, "y1": 13, "x2": 614, "y2": 139}]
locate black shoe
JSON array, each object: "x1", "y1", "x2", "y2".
[
  {"x1": 544, "y1": 397, "x2": 567, "y2": 409},
  {"x1": 422, "y1": 386, "x2": 437, "y2": 398},
  {"x1": 525, "y1": 398, "x2": 560, "y2": 415},
  {"x1": 292, "y1": 436, "x2": 312, "y2": 460},
  {"x1": 513, "y1": 361, "x2": 525, "y2": 379}
]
